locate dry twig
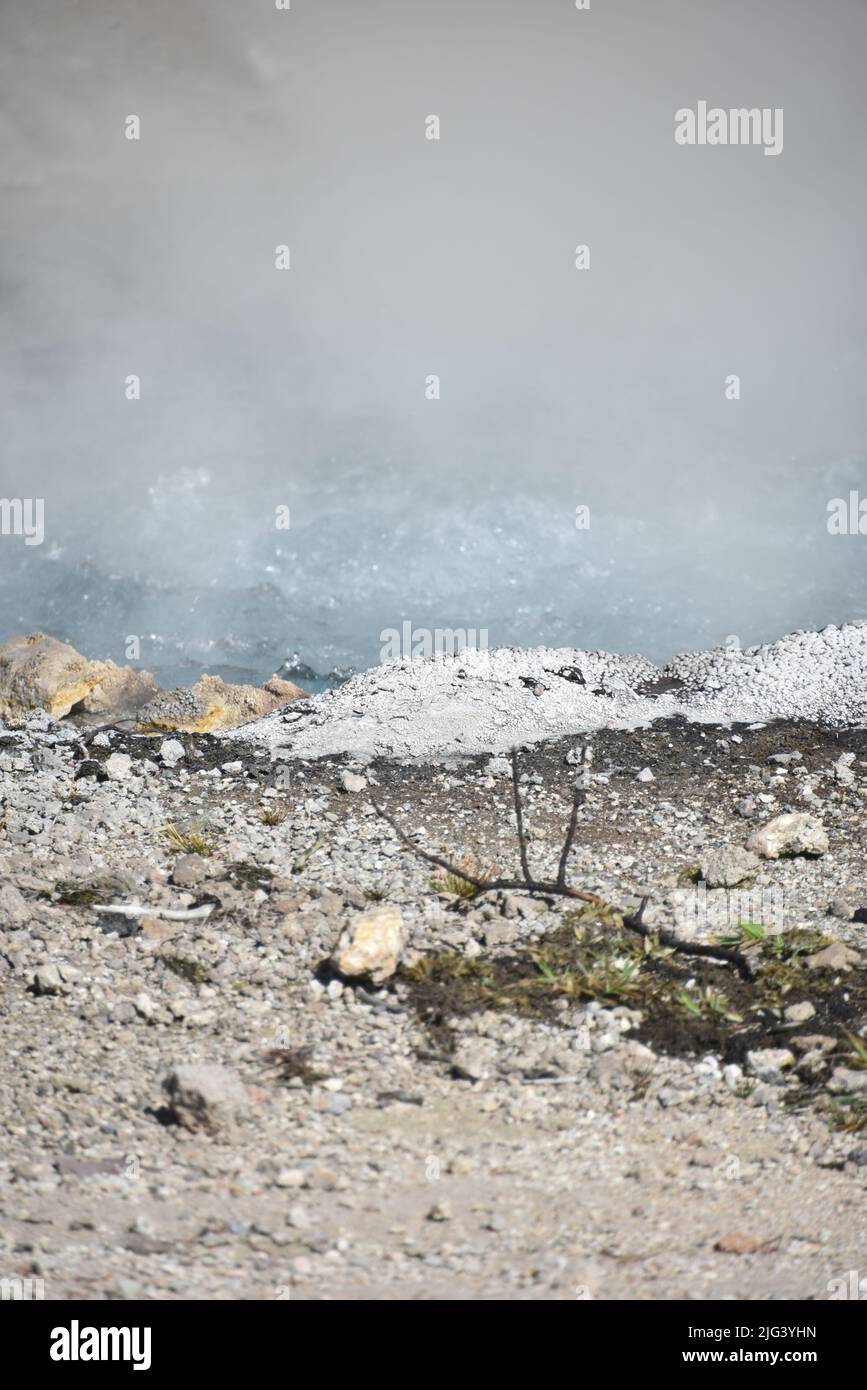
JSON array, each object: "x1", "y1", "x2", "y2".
[{"x1": 371, "y1": 746, "x2": 752, "y2": 980}]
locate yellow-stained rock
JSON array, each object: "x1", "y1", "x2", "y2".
[
  {"x1": 0, "y1": 632, "x2": 305, "y2": 731},
  {"x1": 135, "y1": 673, "x2": 307, "y2": 733},
  {"x1": 0, "y1": 632, "x2": 157, "y2": 723},
  {"x1": 331, "y1": 905, "x2": 404, "y2": 984}
]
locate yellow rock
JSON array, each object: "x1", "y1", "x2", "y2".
[
  {"x1": 0, "y1": 632, "x2": 156, "y2": 723},
  {"x1": 0, "y1": 631, "x2": 305, "y2": 731},
  {"x1": 135, "y1": 673, "x2": 307, "y2": 734},
  {"x1": 331, "y1": 905, "x2": 404, "y2": 984}
]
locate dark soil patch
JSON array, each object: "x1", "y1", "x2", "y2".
[
  {"x1": 221, "y1": 861, "x2": 274, "y2": 892},
  {"x1": 397, "y1": 912, "x2": 867, "y2": 1076}
]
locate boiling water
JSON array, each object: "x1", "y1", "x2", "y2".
[{"x1": 2, "y1": 1, "x2": 866, "y2": 687}]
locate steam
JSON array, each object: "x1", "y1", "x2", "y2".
[{"x1": 1, "y1": 0, "x2": 866, "y2": 682}]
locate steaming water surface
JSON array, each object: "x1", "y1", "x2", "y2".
[{"x1": 2, "y1": 1, "x2": 866, "y2": 686}]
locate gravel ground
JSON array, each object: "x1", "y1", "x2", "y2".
[{"x1": 1, "y1": 709, "x2": 866, "y2": 1301}]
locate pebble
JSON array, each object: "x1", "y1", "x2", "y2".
[
  {"x1": 784, "y1": 1001, "x2": 816, "y2": 1025},
  {"x1": 339, "y1": 771, "x2": 368, "y2": 793},
  {"x1": 104, "y1": 752, "x2": 133, "y2": 782}
]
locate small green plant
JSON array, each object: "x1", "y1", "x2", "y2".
[
  {"x1": 529, "y1": 935, "x2": 644, "y2": 1003},
  {"x1": 828, "y1": 1095, "x2": 867, "y2": 1133},
  {"x1": 54, "y1": 880, "x2": 99, "y2": 907},
  {"x1": 676, "y1": 984, "x2": 741, "y2": 1021},
  {"x1": 842, "y1": 1031, "x2": 867, "y2": 1069},
  {"x1": 676, "y1": 988, "x2": 702, "y2": 1016},
  {"x1": 532, "y1": 955, "x2": 556, "y2": 983},
  {"x1": 159, "y1": 821, "x2": 215, "y2": 857},
  {"x1": 768, "y1": 929, "x2": 829, "y2": 961},
  {"x1": 715, "y1": 920, "x2": 766, "y2": 948}
]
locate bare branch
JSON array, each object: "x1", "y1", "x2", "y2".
[
  {"x1": 510, "y1": 748, "x2": 533, "y2": 882},
  {"x1": 370, "y1": 800, "x2": 531, "y2": 892},
  {"x1": 557, "y1": 780, "x2": 583, "y2": 889},
  {"x1": 370, "y1": 750, "x2": 753, "y2": 980}
]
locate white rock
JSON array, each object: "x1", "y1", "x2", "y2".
[
  {"x1": 159, "y1": 738, "x2": 185, "y2": 767},
  {"x1": 746, "y1": 1048, "x2": 795, "y2": 1083},
  {"x1": 746, "y1": 813, "x2": 829, "y2": 859},
  {"x1": 827, "y1": 1067, "x2": 867, "y2": 1094},
  {"x1": 0, "y1": 882, "x2": 30, "y2": 927},
  {"x1": 275, "y1": 1168, "x2": 306, "y2": 1189},
  {"x1": 339, "y1": 770, "x2": 368, "y2": 793},
  {"x1": 783, "y1": 1000, "x2": 816, "y2": 1025},
  {"x1": 636, "y1": 767, "x2": 655, "y2": 782},
  {"x1": 133, "y1": 993, "x2": 155, "y2": 1020},
  {"x1": 833, "y1": 752, "x2": 856, "y2": 785},
  {"x1": 104, "y1": 751, "x2": 133, "y2": 781}
]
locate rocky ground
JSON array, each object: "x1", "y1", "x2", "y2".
[{"x1": 1, "y1": 712, "x2": 866, "y2": 1301}]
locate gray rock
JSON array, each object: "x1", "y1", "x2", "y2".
[
  {"x1": 0, "y1": 881, "x2": 30, "y2": 927},
  {"x1": 30, "y1": 963, "x2": 67, "y2": 996},
  {"x1": 285, "y1": 1202, "x2": 312, "y2": 1229},
  {"x1": 827, "y1": 1067, "x2": 867, "y2": 1095},
  {"x1": 746, "y1": 1049, "x2": 795, "y2": 1083},
  {"x1": 162, "y1": 1064, "x2": 249, "y2": 1135},
  {"x1": 699, "y1": 845, "x2": 760, "y2": 889},
  {"x1": 833, "y1": 753, "x2": 856, "y2": 785},
  {"x1": 171, "y1": 854, "x2": 208, "y2": 887},
  {"x1": 805, "y1": 942, "x2": 861, "y2": 972},
  {"x1": 451, "y1": 1042, "x2": 493, "y2": 1082},
  {"x1": 829, "y1": 897, "x2": 855, "y2": 922}
]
